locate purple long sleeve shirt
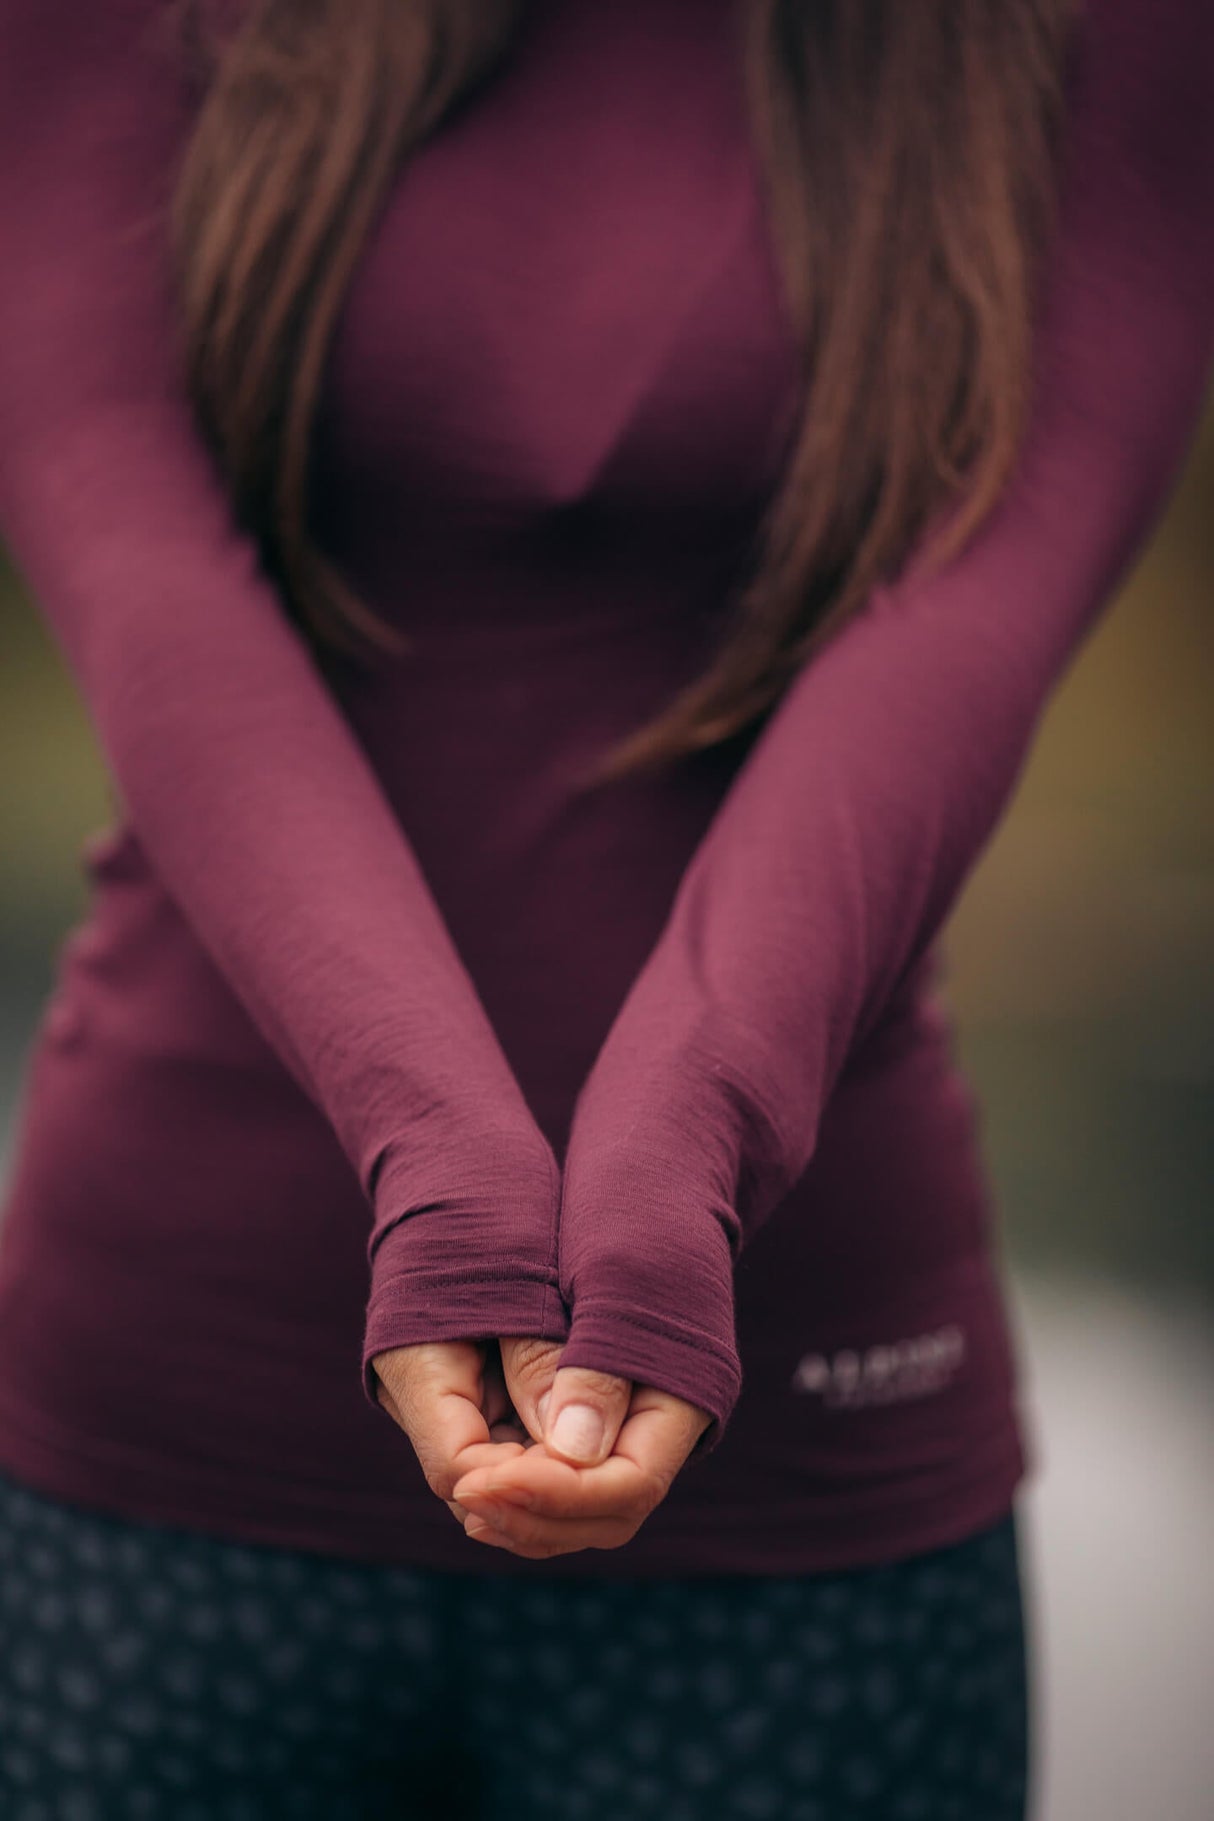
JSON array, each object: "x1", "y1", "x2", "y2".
[{"x1": 0, "y1": 0, "x2": 1210, "y2": 1575}]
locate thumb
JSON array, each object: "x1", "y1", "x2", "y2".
[
  {"x1": 499, "y1": 1336, "x2": 565, "y2": 1445},
  {"x1": 540, "y1": 1365, "x2": 633, "y2": 1468},
  {"x1": 371, "y1": 1341, "x2": 514, "y2": 1503}
]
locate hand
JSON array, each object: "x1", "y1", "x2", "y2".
[
  {"x1": 370, "y1": 1339, "x2": 533, "y2": 1527},
  {"x1": 370, "y1": 1336, "x2": 636, "y2": 1523},
  {"x1": 451, "y1": 1379, "x2": 712, "y2": 1560},
  {"x1": 373, "y1": 1337, "x2": 710, "y2": 1553}
]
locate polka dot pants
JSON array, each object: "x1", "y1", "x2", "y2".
[{"x1": 0, "y1": 1465, "x2": 1031, "y2": 1819}]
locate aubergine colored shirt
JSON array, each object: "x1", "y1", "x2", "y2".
[{"x1": 0, "y1": 0, "x2": 1210, "y2": 1576}]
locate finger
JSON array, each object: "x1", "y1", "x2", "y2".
[
  {"x1": 454, "y1": 1451, "x2": 646, "y2": 1527},
  {"x1": 372, "y1": 1340, "x2": 488, "y2": 1496},
  {"x1": 499, "y1": 1336, "x2": 565, "y2": 1444},
  {"x1": 372, "y1": 1341, "x2": 525, "y2": 1502},
  {"x1": 459, "y1": 1498, "x2": 637, "y2": 1558},
  {"x1": 453, "y1": 1432, "x2": 649, "y2": 1523},
  {"x1": 452, "y1": 1390, "x2": 708, "y2": 1522},
  {"x1": 539, "y1": 1364, "x2": 634, "y2": 1467},
  {"x1": 456, "y1": 1411, "x2": 706, "y2": 1552},
  {"x1": 487, "y1": 1414, "x2": 532, "y2": 1446},
  {"x1": 611, "y1": 1386, "x2": 712, "y2": 1480},
  {"x1": 479, "y1": 1342, "x2": 516, "y2": 1431}
]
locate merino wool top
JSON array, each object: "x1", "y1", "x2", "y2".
[{"x1": 0, "y1": 0, "x2": 1211, "y2": 1576}]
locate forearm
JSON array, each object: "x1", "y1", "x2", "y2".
[
  {"x1": 557, "y1": 0, "x2": 1214, "y2": 1442},
  {"x1": 0, "y1": 0, "x2": 570, "y2": 1398}
]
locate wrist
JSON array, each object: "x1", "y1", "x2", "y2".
[
  {"x1": 367, "y1": 1113, "x2": 561, "y2": 1268},
  {"x1": 557, "y1": 1170, "x2": 741, "y2": 1447},
  {"x1": 361, "y1": 1114, "x2": 566, "y2": 1408},
  {"x1": 361, "y1": 1268, "x2": 569, "y2": 1407},
  {"x1": 556, "y1": 1296, "x2": 741, "y2": 1454}
]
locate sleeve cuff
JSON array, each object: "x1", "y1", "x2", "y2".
[
  {"x1": 555, "y1": 1298, "x2": 742, "y2": 1456},
  {"x1": 362, "y1": 1266, "x2": 570, "y2": 1407}
]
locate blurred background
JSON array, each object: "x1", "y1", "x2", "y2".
[{"x1": 2, "y1": 395, "x2": 1212, "y2": 1820}]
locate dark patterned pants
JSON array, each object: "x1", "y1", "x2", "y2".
[{"x1": 0, "y1": 1463, "x2": 1031, "y2": 1820}]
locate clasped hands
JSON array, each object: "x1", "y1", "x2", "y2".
[{"x1": 370, "y1": 1334, "x2": 711, "y2": 1560}]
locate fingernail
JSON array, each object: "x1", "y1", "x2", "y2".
[
  {"x1": 549, "y1": 1404, "x2": 604, "y2": 1462},
  {"x1": 537, "y1": 1391, "x2": 551, "y2": 1431}
]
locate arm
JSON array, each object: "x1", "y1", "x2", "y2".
[
  {"x1": 554, "y1": 0, "x2": 1214, "y2": 1449},
  {"x1": 0, "y1": 0, "x2": 569, "y2": 1399}
]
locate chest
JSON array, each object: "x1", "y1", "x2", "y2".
[{"x1": 313, "y1": 0, "x2": 801, "y2": 545}]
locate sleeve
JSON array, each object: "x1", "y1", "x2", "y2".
[
  {"x1": 553, "y1": 0, "x2": 1214, "y2": 1449},
  {"x1": 0, "y1": 0, "x2": 569, "y2": 1403}
]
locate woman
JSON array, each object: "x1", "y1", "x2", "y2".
[{"x1": 0, "y1": 0, "x2": 1210, "y2": 1813}]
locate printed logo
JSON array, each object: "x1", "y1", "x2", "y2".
[{"x1": 790, "y1": 1324, "x2": 966, "y2": 1407}]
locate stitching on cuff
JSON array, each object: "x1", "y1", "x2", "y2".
[{"x1": 566, "y1": 1296, "x2": 739, "y2": 1371}]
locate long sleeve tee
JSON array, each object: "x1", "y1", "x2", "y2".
[{"x1": 0, "y1": 0, "x2": 1209, "y2": 1575}]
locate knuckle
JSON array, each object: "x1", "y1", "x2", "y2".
[
  {"x1": 503, "y1": 1336, "x2": 562, "y2": 1386},
  {"x1": 561, "y1": 1367, "x2": 630, "y2": 1404}
]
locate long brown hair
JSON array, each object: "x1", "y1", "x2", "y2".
[{"x1": 167, "y1": 0, "x2": 1075, "y2": 787}]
